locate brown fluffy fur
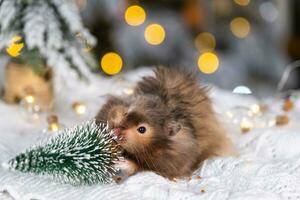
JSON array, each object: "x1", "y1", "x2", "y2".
[{"x1": 96, "y1": 67, "x2": 235, "y2": 180}]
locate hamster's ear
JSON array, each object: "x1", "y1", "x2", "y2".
[{"x1": 167, "y1": 122, "x2": 181, "y2": 136}]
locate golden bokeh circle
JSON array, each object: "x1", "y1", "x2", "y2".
[
  {"x1": 144, "y1": 23, "x2": 166, "y2": 45},
  {"x1": 100, "y1": 52, "x2": 123, "y2": 75},
  {"x1": 230, "y1": 17, "x2": 251, "y2": 38},
  {"x1": 195, "y1": 32, "x2": 216, "y2": 52},
  {"x1": 197, "y1": 52, "x2": 219, "y2": 74},
  {"x1": 234, "y1": 0, "x2": 250, "y2": 6},
  {"x1": 125, "y1": 5, "x2": 146, "y2": 26}
]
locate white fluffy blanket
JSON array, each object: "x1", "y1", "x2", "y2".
[{"x1": 1, "y1": 68, "x2": 300, "y2": 200}]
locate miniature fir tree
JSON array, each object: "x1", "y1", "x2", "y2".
[
  {"x1": 0, "y1": 0, "x2": 96, "y2": 79},
  {"x1": 3, "y1": 121, "x2": 120, "y2": 185}
]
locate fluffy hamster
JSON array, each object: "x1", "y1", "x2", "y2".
[{"x1": 96, "y1": 67, "x2": 235, "y2": 181}]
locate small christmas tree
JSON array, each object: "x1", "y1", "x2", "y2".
[
  {"x1": 3, "y1": 121, "x2": 120, "y2": 185},
  {"x1": 0, "y1": 0, "x2": 97, "y2": 79}
]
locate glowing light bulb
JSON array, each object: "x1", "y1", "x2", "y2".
[
  {"x1": 144, "y1": 23, "x2": 166, "y2": 45},
  {"x1": 197, "y1": 52, "x2": 219, "y2": 74},
  {"x1": 230, "y1": 17, "x2": 251, "y2": 38},
  {"x1": 125, "y1": 5, "x2": 146, "y2": 26},
  {"x1": 100, "y1": 52, "x2": 123, "y2": 75},
  {"x1": 195, "y1": 32, "x2": 216, "y2": 52},
  {"x1": 234, "y1": 0, "x2": 250, "y2": 6}
]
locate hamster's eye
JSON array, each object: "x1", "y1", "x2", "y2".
[{"x1": 137, "y1": 126, "x2": 146, "y2": 134}]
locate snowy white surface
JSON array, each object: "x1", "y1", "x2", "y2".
[{"x1": 1, "y1": 68, "x2": 300, "y2": 200}]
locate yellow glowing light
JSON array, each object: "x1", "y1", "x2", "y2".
[
  {"x1": 144, "y1": 23, "x2": 166, "y2": 45},
  {"x1": 240, "y1": 118, "x2": 254, "y2": 133},
  {"x1": 197, "y1": 52, "x2": 219, "y2": 74},
  {"x1": 195, "y1": 32, "x2": 216, "y2": 52},
  {"x1": 49, "y1": 123, "x2": 59, "y2": 132},
  {"x1": 234, "y1": 0, "x2": 250, "y2": 6},
  {"x1": 230, "y1": 17, "x2": 251, "y2": 38},
  {"x1": 24, "y1": 95, "x2": 35, "y2": 104},
  {"x1": 72, "y1": 102, "x2": 86, "y2": 115},
  {"x1": 47, "y1": 115, "x2": 60, "y2": 132},
  {"x1": 251, "y1": 104, "x2": 261, "y2": 115},
  {"x1": 100, "y1": 52, "x2": 123, "y2": 75},
  {"x1": 125, "y1": 5, "x2": 146, "y2": 26},
  {"x1": 6, "y1": 35, "x2": 24, "y2": 57},
  {"x1": 123, "y1": 88, "x2": 134, "y2": 96}
]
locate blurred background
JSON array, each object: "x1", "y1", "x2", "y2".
[
  {"x1": 1, "y1": 0, "x2": 300, "y2": 99},
  {"x1": 77, "y1": 0, "x2": 300, "y2": 97}
]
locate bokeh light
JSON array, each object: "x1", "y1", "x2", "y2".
[
  {"x1": 234, "y1": 0, "x2": 250, "y2": 6},
  {"x1": 197, "y1": 52, "x2": 219, "y2": 74},
  {"x1": 195, "y1": 32, "x2": 216, "y2": 52},
  {"x1": 125, "y1": 5, "x2": 146, "y2": 26},
  {"x1": 100, "y1": 52, "x2": 123, "y2": 75},
  {"x1": 144, "y1": 23, "x2": 166, "y2": 45},
  {"x1": 259, "y1": 2, "x2": 278, "y2": 22},
  {"x1": 72, "y1": 102, "x2": 86, "y2": 115},
  {"x1": 24, "y1": 95, "x2": 35, "y2": 104},
  {"x1": 230, "y1": 17, "x2": 251, "y2": 38},
  {"x1": 240, "y1": 118, "x2": 254, "y2": 133},
  {"x1": 232, "y1": 85, "x2": 252, "y2": 94}
]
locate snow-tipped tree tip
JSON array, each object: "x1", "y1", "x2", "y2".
[{"x1": 5, "y1": 120, "x2": 120, "y2": 185}]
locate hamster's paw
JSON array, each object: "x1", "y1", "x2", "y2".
[
  {"x1": 113, "y1": 159, "x2": 138, "y2": 184},
  {"x1": 113, "y1": 168, "x2": 129, "y2": 184}
]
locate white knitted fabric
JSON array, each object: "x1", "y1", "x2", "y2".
[{"x1": 1, "y1": 68, "x2": 300, "y2": 200}]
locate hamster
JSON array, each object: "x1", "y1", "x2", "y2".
[{"x1": 96, "y1": 67, "x2": 235, "y2": 181}]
